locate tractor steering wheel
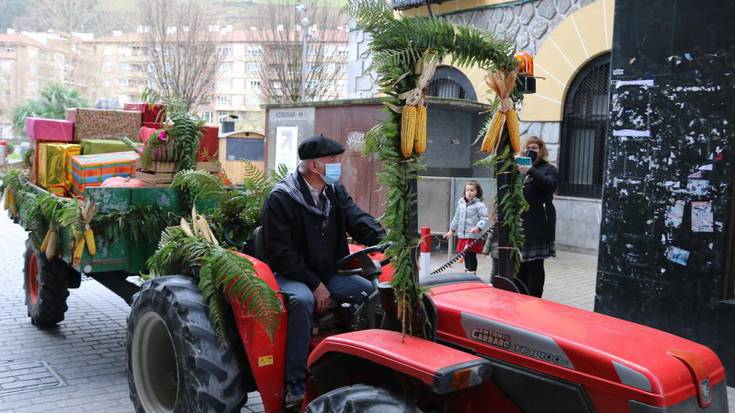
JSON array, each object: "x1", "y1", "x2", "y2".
[{"x1": 336, "y1": 243, "x2": 392, "y2": 278}]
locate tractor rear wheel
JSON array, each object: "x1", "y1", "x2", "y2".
[
  {"x1": 306, "y1": 384, "x2": 422, "y2": 412},
  {"x1": 127, "y1": 276, "x2": 248, "y2": 413},
  {"x1": 23, "y1": 239, "x2": 69, "y2": 326}
]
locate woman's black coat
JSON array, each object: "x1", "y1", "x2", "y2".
[{"x1": 522, "y1": 160, "x2": 558, "y2": 248}]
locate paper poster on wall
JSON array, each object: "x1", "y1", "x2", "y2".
[
  {"x1": 275, "y1": 126, "x2": 299, "y2": 172},
  {"x1": 665, "y1": 200, "x2": 685, "y2": 228},
  {"x1": 686, "y1": 179, "x2": 709, "y2": 196},
  {"x1": 691, "y1": 201, "x2": 714, "y2": 232},
  {"x1": 666, "y1": 246, "x2": 690, "y2": 266}
]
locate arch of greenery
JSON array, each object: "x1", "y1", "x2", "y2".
[{"x1": 349, "y1": 0, "x2": 528, "y2": 336}]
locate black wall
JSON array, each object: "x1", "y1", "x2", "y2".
[{"x1": 595, "y1": 0, "x2": 735, "y2": 378}]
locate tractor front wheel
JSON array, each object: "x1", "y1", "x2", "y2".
[
  {"x1": 127, "y1": 276, "x2": 248, "y2": 413},
  {"x1": 306, "y1": 384, "x2": 422, "y2": 412},
  {"x1": 23, "y1": 239, "x2": 69, "y2": 326}
]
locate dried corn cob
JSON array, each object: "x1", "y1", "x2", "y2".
[
  {"x1": 45, "y1": 229, "x2": 58, "y2": 261},
  {"x1": 480, "y1": 112, "x2": 505, "y2": 153},
  {"x1": 506, "y1": 109, "x2": 521, "y2": 153},
  {"x1": 413, "y1": 105, "x2": 427, "y2": 155},
  {"x1": 401, "y1": 105, "x2": 417, "y2": 158},
  {"x1": 40, "y1": 229, "x2": 51, "y2": 252},
  {"x1": 84, "y1": 225, "x2": 96, "y2": 256},
  {"x1": 72, "y1": 238, "x2": 86, "y2": 267}
]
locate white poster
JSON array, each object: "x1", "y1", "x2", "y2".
[{"x1": 275, "y1": 126, "x2": 299, "y2": 172}]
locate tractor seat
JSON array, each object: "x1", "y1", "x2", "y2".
[{"x1": 248, "y1": 226, "x2": 266, "y2": 262}]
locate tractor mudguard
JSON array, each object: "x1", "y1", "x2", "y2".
[
  {"x1": 229, "y1": 253, "x2": 288, "y2": 413},
  {"x1": 307, "y1": 329, "x2": 492, "y2": 394}
]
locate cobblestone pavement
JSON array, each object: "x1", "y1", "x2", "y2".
[{"x1": 0, "y1": 213, "x2": 732, "y2": 412}]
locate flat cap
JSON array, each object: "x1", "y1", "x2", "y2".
[{"x1": 298, "y1": 134, "x2": 345, "y2": 160}]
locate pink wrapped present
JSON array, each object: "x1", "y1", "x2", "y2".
[{"x1": 25, "y1": 117, "x2": 75, "y2": 142}]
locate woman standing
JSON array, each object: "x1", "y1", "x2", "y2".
[
  {"x1": 516, "y1": 136, "x2": 558, "y2": 297},
  {"x1": 444, "y1": 180, "x2": 490, "y2": 274}
]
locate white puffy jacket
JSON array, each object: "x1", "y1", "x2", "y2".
[{"x1": 450, "y1": 197, "x2": 490, "y2": 239}]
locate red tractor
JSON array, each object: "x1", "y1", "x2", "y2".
[{"x1": 126, "y1": 237, "x2": 729, "y2": 412}]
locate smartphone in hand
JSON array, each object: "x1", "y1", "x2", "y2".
[{"x1": 515, "y1": 156, "x2": 532, "y2": 167}]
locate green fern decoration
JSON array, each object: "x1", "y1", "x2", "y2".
[
  {"x1": 147, "y1": 226, "x2": 282, "y2": 345},
  {"x1": 348, "y1": 0, "x2": 525, "y2": 336}
]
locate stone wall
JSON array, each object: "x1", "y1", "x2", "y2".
[{"x1": 347, "y1": 0, "x2": 599, "y2": 98}]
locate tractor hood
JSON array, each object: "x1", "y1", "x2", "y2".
[{"x1": 428, "y1": 281, "x2": 726, "y2": 409}]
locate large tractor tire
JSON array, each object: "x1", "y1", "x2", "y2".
[
  {"x1": 23, "y1": 239, "x2": 69, "y2": 326},
  {"x1": 127, "y1": 276, "x2": 248, "y2": 413},
  {"x1": 306, "y1": 384, "x2": 422, "y2": 413}
]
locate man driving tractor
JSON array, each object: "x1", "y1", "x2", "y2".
[{"x1": 261, "y1": 134, "x2": 385, "y2": 407}]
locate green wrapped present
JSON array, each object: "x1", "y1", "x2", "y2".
[{"x1": 81, "y1": 139, "x2": 133, "y2": 155}]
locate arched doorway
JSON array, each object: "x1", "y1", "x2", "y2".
[
  {"x1": 558, "y1": 53, "x2": 611, "y2": 198},
  {"x1": 427, "y1": 66, "x2": 477, "y2": 101}
]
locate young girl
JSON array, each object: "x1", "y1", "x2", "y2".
[{"x1": 443, "y1": 180, "x2": 490, "y2": 273}]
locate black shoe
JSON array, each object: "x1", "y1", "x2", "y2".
[{"x1": 285, "y1": 380, "x2": 305, "y2": 408}]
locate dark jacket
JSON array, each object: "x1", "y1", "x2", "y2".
[
  {"x1": 522, "y1": 160, "x2": 558, "y2": 247},
  {"x1": 262, "y1": 172, "x2": 385, "y2": 290}
]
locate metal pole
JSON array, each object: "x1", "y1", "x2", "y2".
[
  {"x1": 299, "y1": 0, "x2": 309, "y2": 102},
  {"x1": 495, "y1": 127, "x2": 512, "y2": 279}
]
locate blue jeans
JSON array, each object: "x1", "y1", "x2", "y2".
[{"x1": 275, "y1": 274, "x2": 374, "y2": 383}]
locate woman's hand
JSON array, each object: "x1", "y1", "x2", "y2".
[
  {"x1": 470, "y1": 227, "x2": 481, "y2": 234},
  {"x1": 517, "y1": 164, "x2": 530, "y2": 174},
  {"x1": 443, "y1": 230, "x2": 454, "y2": 239}
]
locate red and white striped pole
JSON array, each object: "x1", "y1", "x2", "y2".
[{"x1": 419, "y1": 226, "x2": 431, "y2": 277}]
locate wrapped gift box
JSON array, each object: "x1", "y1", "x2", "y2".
[
  {"x1": 66, "y1": 108, "x2": 142, "y2": 142},
  {"x1": 25, "y1": 117, "x2": 74, "y2": 142},
  {"x1": 124, "y1": 103, "x2": 166, "y2": 124},
  {"x1": 71, "y1": 151, "x2": 139, "y2": 194},
  {"x1": 81, "y1": 139, "x2": 131, "y2": 155},
  {"x1": 198, "y1": 125, "x2": 219, "y2": 161},
  {"x1": 36, "y1": 143, "x2": 81, "y2": 196}
]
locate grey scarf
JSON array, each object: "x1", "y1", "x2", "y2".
[{"x1": 272, "y1": 172, "x2": 332, "y2": 218}]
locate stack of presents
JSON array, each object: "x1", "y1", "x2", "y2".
[{"x1": 25, "y1": 104, "x2": 220, "y2": 198}]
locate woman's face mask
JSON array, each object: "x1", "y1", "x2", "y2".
[{"x1": 525, "y1": 149, "x2": 538, "y2": 162}]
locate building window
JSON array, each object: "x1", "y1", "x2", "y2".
[
  {"x1": 118, "y1": 78, "x2": 129, "y2": 87},
  {"x1": 5, "y1": 47, "x2": 15, "y2": 53},
  {"x1": 247, "y1": 63, "x2": 260, "y2": 72},
  {"x1": 558, "y1": 53, "x2": 611, "y2": 199},
  {"x1": 247, "y1": 46, "x2": 262, "y2": 57},
  {"x1": 217, "y1": 79, "x2": 232, "y2": 89},
  {"x1": 219, "y1": 46, "x2": 232, "y2": 56},
  {"x1": 202, "y1": 112, "x2": 213, "y2": 123},
  {"x1": 245, "y1": 95, "x2": 260, "y2": 106},
  {"x1": 248, "y1": 79, "x2": 261, "y2": 88},
  {"x1": 218, "y1": 95, "x2": 231, "y2": 105},
  {"x1": 219, "y1": 62, "x2": 232, "y2": 73},
  {"x1": 427, "y1": 66, "x2": 476, "y2": 101}
]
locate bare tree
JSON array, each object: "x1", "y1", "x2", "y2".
[
  {"x1": 258, "y1": 0, "x2": 348, "y2": 104},
  {"x1": 139, "y1": 0, "x2": 221, "y2": 111},
  {"x1": 11, "y1": 0, "x2": 137, "y2": 34}
]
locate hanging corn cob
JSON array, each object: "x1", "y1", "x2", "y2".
[
  {"x1": 72, "y1": 238, "x2": 86, "y2": 267},
  {"x1": 45, "y1": 226, "x2": 58, "y2": 261},
  {"x1": 414, "y1": 105, "x2": 428, "y2": 155},
  {"x1": 401, "y1": 105, "x2": 417, "y2": 158},
  {"x1": 79, "y1": 200, "x2": 98, "y2": 256},
  {"x1": 482, "y1": 70, "x2": 520, "y2": 154},
  {"x1": 505, "y1": 109, "x2": 521, "y2": 152},
  {"x1": 395, "y1": 55, "x2": 438, "y2": 159}
]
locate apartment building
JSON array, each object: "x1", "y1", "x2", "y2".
[{"x1": 0, "y1": 31, "x2": 70, "y2": 139}]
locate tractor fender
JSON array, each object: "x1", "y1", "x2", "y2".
[{"x1": 307, "y1": 329, "x2": 491, "y2": 394}]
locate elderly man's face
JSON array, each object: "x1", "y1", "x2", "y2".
[{"x1": 311, "y1": 155, "x2": 338, "y2": 174}]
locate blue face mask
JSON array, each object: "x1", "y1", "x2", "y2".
[{"x1": 319, "y1": 162, "x2": 341, "y2": 185}]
